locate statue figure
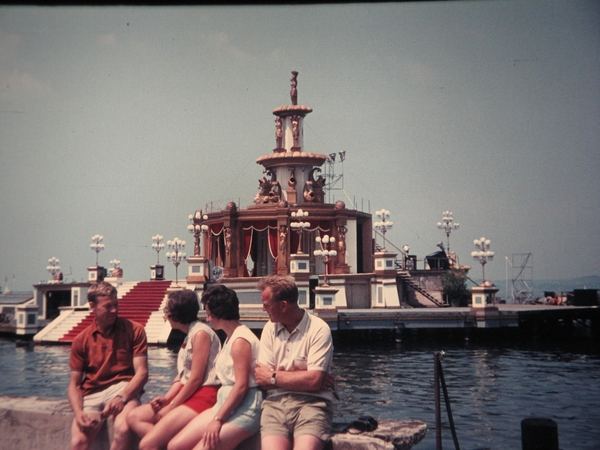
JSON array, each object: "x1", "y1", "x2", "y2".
[
  {"x1": 291, "y1": 115, "x2": 299, "y2": 148},
  {"x1": 290, "y1": 71, "x2": 298, "y2": 105},
  {"x1": 337, "y1": 226, "x2": 347, "y2": 257},
  {"x1": 303, "y1": 167, "x2": 326, "y2": 203},
  {"x1": 255, "y1": 170, "x2": 282, "y2": 204},
  {"x1": 224, "y1": 227, "x2": 231, "y2": 256},
  {"x1": 279, "y1": 225, "x2": 287, "y2": 255},
  {"x1": 275, "y1": 116, "x2": 283, "y2": 149},
  {"x1": 288, "y1": 168, "x2": 296, "y2": 188}
]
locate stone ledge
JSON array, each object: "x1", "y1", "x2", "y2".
[
  {"x1": 0, "y1": 395, "x2": 427, "y2": 450},
  {"x1": 331, "y1": 419, "x2": 427, "y2": 450}
]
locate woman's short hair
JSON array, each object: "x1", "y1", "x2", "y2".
[
  {"x1": 201, "y1": 285, "x2": 240, "y2": 321},
  {"x1": 165, "y1": 289, "x2": 200, "y2": 324},
  {"x1": 257, "y1": 274, "x2": 298, "y2": 304},
  {"x1": 87, "y1": 281, "x2": 117, "y2": 304}
]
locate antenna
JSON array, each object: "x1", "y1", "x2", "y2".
[{"x1": 324, "y1": 151, "x2": 345, "y2": 203}]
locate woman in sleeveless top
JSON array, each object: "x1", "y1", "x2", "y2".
[
  {"x1": 168, "y1": 285, "x2": 262, "y2": 450},
  {"x1": 127, "y1": 289, "x2": 221, "y2": 450}
]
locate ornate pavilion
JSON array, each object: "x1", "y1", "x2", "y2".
[{"x1": 185, "y1": 72, "x2": 375, "y2": 308}]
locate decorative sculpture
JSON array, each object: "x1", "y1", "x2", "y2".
[
  {"x1": 337, "y1": 225, "x2": 347, "y2": 258},
  {"x1": 303, "y1": 167, "x2": 326, "y2": 203},
  {"x1": 288, "y1": 168, "x2": 296, "y2": 188},
  {"x1": 291, "y1": 115, "x2": 299, "y2": 148},
  {"x1": 279, "y1": 225, "x2": 287, "y2": 255},
  {"x1": 255, "y1": 170, "x2": 282, "y2": 204},
  {"x1": 290, "y1": 71, "x2": 298, "y2": 105},
  {"x1": 275, "y1": 116, "x2": 283, "y2": 149},
  {"x1": 224, "y1": 227, "x2": 232, "y2": 257}
]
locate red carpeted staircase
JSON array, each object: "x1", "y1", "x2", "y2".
[{"x1": 58, "y1": 281, "x2": 172, "y2": 342}]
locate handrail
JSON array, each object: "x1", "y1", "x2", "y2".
[{"x1": 434, "y1": 351, "x2": 461, "y2": 450}]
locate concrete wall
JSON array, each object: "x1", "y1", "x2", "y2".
[{"x1": 0, "y1": 395, "x2": 114, "y2": 450}]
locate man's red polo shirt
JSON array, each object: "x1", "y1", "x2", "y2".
[{"x1": 69, "y1": 317, "x2": 148, "y2": 396}]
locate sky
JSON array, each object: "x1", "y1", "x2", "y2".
[{"x1": 0, "y1": 1, "x2": 598, "y2": 293}]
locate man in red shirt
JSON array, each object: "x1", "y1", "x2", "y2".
[{"x1": 68, "y1": 281, "x2": 148, "y2": 450}]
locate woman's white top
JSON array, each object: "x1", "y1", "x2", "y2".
[
  {"x1": 215, "y1": 324, "x2": 260, "y2": 388},
  {"x1": 177, "y1": 320, "x2": 221, "y2": 386}
]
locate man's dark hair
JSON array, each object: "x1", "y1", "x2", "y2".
[
  {"x1": 257, "y1": 274, "x2": 299, "y2": 304},
  {"x1": 165, "y1": 289, "x2": 200, "y2": 324},
  {"x1": 201, "y1": 284, "x2": 240, "y2": 320}
]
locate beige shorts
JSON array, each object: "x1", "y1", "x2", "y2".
[
  {"x1": 82, "y1": 381, "x2": 137, "y2": 415},
  {"x1": 261, "y1": 393, "x2": 333, "y2": 442}
]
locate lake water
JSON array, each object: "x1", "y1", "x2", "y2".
[{"x1": 1, "y1": 335, "x2": 599, "y2": 450}]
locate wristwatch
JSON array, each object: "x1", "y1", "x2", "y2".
[
  {"x1": 116, "y1": 395, "x2": 127, "y2": 405},
  {"x1": 270, "y1": 372, "x2": 277, "y2": 386}
]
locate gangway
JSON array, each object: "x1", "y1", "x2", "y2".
[{"x1": 505, "y1": 253, "x2": 535, "y2": 303}]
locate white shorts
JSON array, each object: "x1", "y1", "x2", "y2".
[{"x1": 82, "y1": 381, "x2": 136, "y2": 415}]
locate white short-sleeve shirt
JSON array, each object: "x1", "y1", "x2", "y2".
[{"x1": 258, "y1": 310, "x2": 333, "y2": 401}]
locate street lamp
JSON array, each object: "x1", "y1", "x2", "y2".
[
  {"x1": 46, "y1": 257, "x2": 61, "y2": 281},
  {"x1": 374, "y1": 209, "x2": 393, "y2": 251},
  {"x1": 402, "y1": 245, "x2": 411, "y2": 270},
  {"x1": 90, "y1": 235, "x2": 105, "y2": 266},
  {"x1": 471, "y1": 237, "x2": 494, "y2": 283},
  {"x1": 109, "y1": 259, "x2": 122, "y2": 278},
  {"x1": 314, "y1": 234, "x2": 337, "y2": 285},
  {"x1": 166, "y1": 238, "x2": 186, "y2": 287},
  {"x1": 437, "y1": 211, "x2": 459, "y2": 254},
  {"x1": 290, "y1": 208, "x2": 310, "y2": 254},
  {"x1": 152, "y1": 235, "x2": 164, "y2": 264},
  {"x1": 188, "y1": 210, "x2": 209, "y2": 257}
]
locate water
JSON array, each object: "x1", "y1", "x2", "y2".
[{"x1": 1, "y1": 337, "x2": 599, "y2": 449}]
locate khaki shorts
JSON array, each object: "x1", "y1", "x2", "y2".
[
  {"x1": 82, "y1": 381, "x2": 138, "y2": 415},
  {"x1": 261, "y1": 393, "x2": 333, "y2": 442}
]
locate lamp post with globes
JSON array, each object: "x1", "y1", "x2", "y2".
[
  {"x1": 88, "y1": 235, "x2": 106, "y2": 282},
  {"x1": 90, "y1": 235, "x2": 104, "y2": 266},
  {"x1": 437, "y1": 211, "x2": 459, "y2": 255},
  {"x1": 109, "y1": 259, "x2": 122, "y2": 279},
  {"x1": 314, "y1": 235, "x2": 337, "y2": 286},
  {"x1": 471, "y1": 237, "x2": 494, "y2": 283},
  {"x1": 46, "y1": 257, "x2": 61, "y2": 282},
  {"x1": 151, "y1": 235, "x2": 165, "y2": 281},
  {"x1": 152, "y1": 235, "x2": 164, "y2": 264},
  {"x1": 402, "y1": 245, "x2": 411, "y2": 270},
  {"x1": 188, "y1": 210, "x2": 209, "y2": 257},
  {"x1": 374, "y1": 209, "x2": 393, "y2": 251},
  {"x1": 166, "y1": 238, "x2": 186, "y2": 287},
  {"x1": 290, "y1": 208, "x2": 310, "y2": 254}
]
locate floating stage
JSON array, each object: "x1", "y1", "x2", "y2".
[{"x1": 227, "y1": 304, "x2": 600, "y2": 341}]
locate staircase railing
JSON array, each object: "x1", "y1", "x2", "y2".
[{"x1": 398, "y1": 272, "x2": 448, "y2": 307}]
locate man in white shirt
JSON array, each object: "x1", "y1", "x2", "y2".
[{"x1": 255, "y1": 274, "x2": 335, "y2": 450}]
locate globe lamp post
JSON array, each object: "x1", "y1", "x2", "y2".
[
  {"x1": 152, "y1": 235, "x2": 164, "y2": 264},
  {"x1": 166, "y1": 238, "x2": 186, "y2": 287},
  {"x1": 402, "y1": 245, "x2": 410, "y2": 270},
  {"x1": 46, "y1": 257, "x2": 61, "y2": 282},
  {"x1": 471, "y1": 237, "x2": 494, "y2": 284},
  {"x1": 314, "y1": 234, "x2": 337, "y2": 286},
  {"x1": 437, "y1": 211, "x2": 459, "y2": 255},
  {"x1": 90, "y1": 235, "x2": 105, "y2": 266},
  {"x1": 290, "y1": 208, "x2": 310, "y2": 254},
  {"x1": 188, "y1": 210, "x2": 209, "y2": 257},
  {"x1": 374, "y1": 209, "x2": 393, "y2": 251}
]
